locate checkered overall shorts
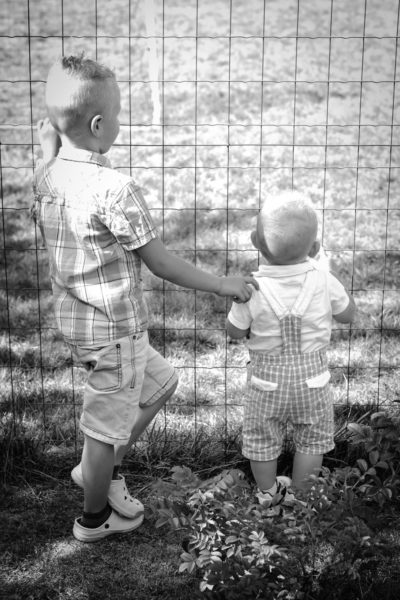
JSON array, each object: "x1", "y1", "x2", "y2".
[{"x1": 242, "y1": 270, "x2": 335, "y2": 461}]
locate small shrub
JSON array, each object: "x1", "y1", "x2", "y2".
[
  {"x1": 150, "y1": 466, "x2": 290, "y2": 598},
  {"x1": 344, "y1": 411, "x2": 400, "y2": 508},
  {"x1": 149, "y1": 412, "x2": 400, "y2": 599}
]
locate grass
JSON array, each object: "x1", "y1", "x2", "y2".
[
  {"x1": 1, "y1": 483, "x2": 196, "y2": 600},
  {"x1": 2, "y1": 410, "x2": 400, "y2": 600},
  {"x1": 1, "y1": 421, "x2": 247, "y2": 600}
]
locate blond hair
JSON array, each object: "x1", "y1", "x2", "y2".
[
  {"x1": 259, "y1": 191, "x2": 318, "y2": 264},
  {"x1": 45, "y1": 54, "x2": 116, "y2": 135}
]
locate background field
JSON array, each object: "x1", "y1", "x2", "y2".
[
  {"x1": 1, "y1": 0, "x2": 400, "y2": 598},
  {"x1": 1, "y1": 0, "x2": 399, "y2": 464}
]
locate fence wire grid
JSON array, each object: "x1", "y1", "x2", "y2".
[{"x1": 1, "y1": 0, "x2": 399, "y2": 457}]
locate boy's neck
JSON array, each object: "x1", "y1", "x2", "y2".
[
  {"x1": 260, "y1": 255, "x2": 309, "y2": 266},
  {"x1": 60, "y1": 135, "x2": 102, "y2": 155}
]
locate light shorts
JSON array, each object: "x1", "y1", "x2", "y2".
[
  {"x1": 69, "y1": 331, "x2": 178, "y2": 445},
  {"x1": 242, "y1": 357, "x2": 335, "y2": 462}
]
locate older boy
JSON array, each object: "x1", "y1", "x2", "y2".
[
  {"x1": 226, "y1": 191, "x2": 355, "y2": 507},
  {"x1": 33, "y1": 55, "x2": 256, "y2": 541}
]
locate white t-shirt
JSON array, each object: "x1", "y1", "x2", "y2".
[{"x1": 228, "y1": 260, "x2": 350, "y2": 355}]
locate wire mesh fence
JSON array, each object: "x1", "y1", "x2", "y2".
[{"x1": 1, "y1": 0, "x2": 399, "y2": 460}]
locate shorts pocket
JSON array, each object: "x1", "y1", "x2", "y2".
[
  {"x1": 305, "y1": 370, "x2": 330, "y2": 389},
  {"x1": 87, "y1": 343, "x2": 122, "y2": 392},
  {"x1": 250, "y1": 374, "x2": 278, "y2": 391}
]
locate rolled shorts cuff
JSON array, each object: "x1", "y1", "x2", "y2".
[
  {"x1": 139, "y1": 369, "x2": 178, "y2": 408},
  {"x1": 295, "y1": 441, "x2": 335, "y2": 455},
  {"x1": 242, "y1": 447, "x2": 281, "y2": 462},
  {"x1": 79, "y1": 421, "x2": 132, "y2": 445}
]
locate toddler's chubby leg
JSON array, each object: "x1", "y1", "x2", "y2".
[
  {"x1": 250, "y1": 458, "x2": 278, "y2": 492},
  {"x1": 292, "y1": 451, "x2": 323, "y2": 490},
  {"x1": 37, "y1": 117, "x2": 61, "y2": 162}
]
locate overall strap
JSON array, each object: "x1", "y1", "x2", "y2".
[
  {"x1": 258, "y1": 279, "x2": 289, "y2": 320},
  {"x1": 259, "y1": 267, "x2": 319, "y2": 355},
  {"x1": 290, "y1": 269, "x2": 320, "y2": 318},
  {"x1": 258, "y1": 267, "x2": 318, "y2": 320}
]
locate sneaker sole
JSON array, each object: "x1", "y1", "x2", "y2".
[{"x1": 73, "y1": 513, "x2": 144, "y2": 543}]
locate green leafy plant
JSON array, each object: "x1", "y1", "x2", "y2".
[
  {"x1": 149, "y1": 460, "x2": 390, "y2": 599},
  {"x1": 151, "y1": 466, "x2": 290, "y2": 598},
  {"x1": 149, "y1": 412, "x2": 400, "y2": 599},
  {"x1": 344, "y1": 411, "x2": 400, "y2": 507}
]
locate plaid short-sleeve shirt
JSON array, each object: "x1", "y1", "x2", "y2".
[{"x1": 32, "y1": 147, "x2": 158, "y2": 346}]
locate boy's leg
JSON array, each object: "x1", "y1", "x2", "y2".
[
  {"x1": 81, "y1": 434, "x2": 114, "y2": 513},
  {"x1": 292, "y1": 451, "x2": 323, "y2": 490},
  {"x1": 250, "y1": 458, "x2": 278, "y2": 491},
  {"x1": 73, "y1": 433, "x2": 144, "y2": 542},
  {"x1": 74, "y1": 334, "x2": 177, "y2": 522},
  {"x1": 114, "y1": 379, "x2": 178, "y2": 465}
]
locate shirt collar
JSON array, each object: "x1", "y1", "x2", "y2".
[
  {"x1": 254, "y1": 258, "x2": 314, "y2": 278},
  {"x1": 57, "y1": 146, "x2": 111, "y2": 168}
]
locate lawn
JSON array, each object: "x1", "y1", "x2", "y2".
[{"x1": 1, "y1": 0, "x2": 400, "y2": 598}]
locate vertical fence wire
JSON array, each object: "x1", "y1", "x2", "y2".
[
  {"x1": 349, "y1": 0, "x2": 367, "y2": 404},
  {"x1": 224, "y1": 0, "x2": 233, "y2": 446},
  {"x1": 377, "y1": 0, "x2": 400, "y2": 405},
  {"x1": 160, "y1": 0, "x2": 169, "y2": 435},
  {"x1": 27, "y1": 0, "x2": 47, "y2": 441},
  {"x1": 291, "y1": 0, "x2": 300, "y2": 191},
  {"x1": 321, "y1": 0, "x2": 334, "y2": 254},
  {"x1": 194, "y1": 0, "x2": 200, "y2": 445},
  {"x1": 0, "y1": 143, "x2": 15, "y2": 438}
]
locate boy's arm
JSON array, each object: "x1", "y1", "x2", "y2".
[
  {"x1": 330, "y1": 271, "x2": 356, "y2": 324},
  {"x1": 37, "y1": 118, "x2": 61, "y2": 163},
  {"x1": 137, "y1": 237, "x2": 257, "y2": 302},
  {"x1": 333, "y1": 293, "x2": 356, "y2": 324},
  {"x1": 226, "y1": 317, "x2": 249, "y2": 339}
]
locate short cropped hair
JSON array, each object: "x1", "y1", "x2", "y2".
[
  {"x1": 45, "y1": 54, "x2": 116, "y2": 134},
  {"x1": 259, "y1": 191, "x2": 318, "y2": 263}
]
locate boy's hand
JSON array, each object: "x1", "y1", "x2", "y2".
[
  {"x1": 37, "y1": 118, "x2": 61, "y2": 162},
  {"x1": 218, "y1": 276, "x2": 258, "y2": 303}
]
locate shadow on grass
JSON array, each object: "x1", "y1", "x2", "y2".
[{"x1": 1, "y1": 480, "x2": 197, "y2": 600}]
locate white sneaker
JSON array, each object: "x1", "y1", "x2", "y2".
[
  {"x1": 71, "y1": 463, "x2": 144, "y2": 519},
  {"x1": 73, "y1": 509, "x2": 144, "y2": 543},
  {"x1": 256, "y1": 476, "x2": 296, "y2": 507}
]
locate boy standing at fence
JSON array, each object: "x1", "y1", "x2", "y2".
[
  {"x1": 226, "y1": 191, "x2": 355, "y2": 507},
  {"x1": 33, "y1": 54, "x2": 257, "y2": 542}
]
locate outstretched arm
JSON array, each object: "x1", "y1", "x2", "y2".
[
  {"x1": 37, "y1": 118, "x2": 61, "y2": 163},
  {"x1": 330, "y1": 271, "x2": 356, "y2": 324},
  {"x1": 137, "y1": 237, "x2": 257, "y2": 302},
  {"x1": 333, "y1": 293, "x2": 356, "y2": 324}
]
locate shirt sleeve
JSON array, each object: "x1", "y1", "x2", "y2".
[
  {"x1": 227, "y1": 299, "x2": 252, "y2": 331},
  {"x1": 328, "y1": 272, "x2": 351, "y2": 315},
  {"x1": 107, "y1": 180, "x2": 158, "y2": 250}
]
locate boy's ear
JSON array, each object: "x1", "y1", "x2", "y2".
[
  {"x1": 308, "y1": 240, "x2": 320, "y2": 258},
  {"x1": 90, "y1": 115, "x2": 103, "y2": 137}
]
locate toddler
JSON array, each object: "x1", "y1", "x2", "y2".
[{"x1": 226, "y1": 191, "x2": 355, "y2": 507}]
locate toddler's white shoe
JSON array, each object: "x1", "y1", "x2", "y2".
[
  {"x1": 71, "y1": 463, "x2": 144, "y2": 519},
  {"x1": 256, "y1": 475, "x2": 296, "y2": 507}
]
